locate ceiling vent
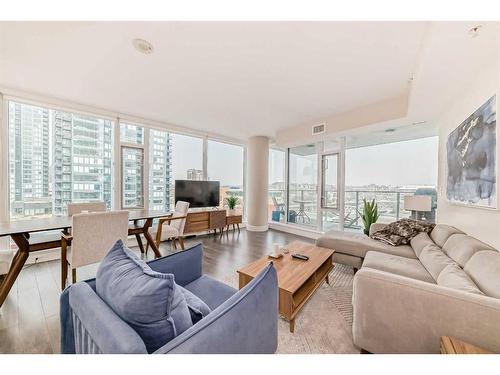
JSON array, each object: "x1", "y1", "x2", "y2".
[{"x1": 312, "y1": 123, "x2": 326, "y2": 135}]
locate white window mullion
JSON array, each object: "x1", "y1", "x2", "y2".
[
  {"x1": 143, "y1": 127, "x2": 150, "y2": 211},
  {"x1": 113, "y1": 118, "x2": 121, "y2": 210},
  {"x1": 202, "y1": 136, "x2": 208, "y2": 180}
]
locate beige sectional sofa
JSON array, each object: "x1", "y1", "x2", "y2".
[{"x1": 316, "y1": 223, "x2": 500, "y2": 353}]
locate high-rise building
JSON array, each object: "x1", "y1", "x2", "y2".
[
  {"x1": 149, "y1": 130, "x2": 172, "y2": 211},
  {"x1": 187, "y1": 168, "x2": 203, "y2": 181},
  {"x1": 8, "y1": 102, "x2": 52, "y2": 218},
  {"x1": 53, "y1": 111, "x2": 113, "y2": 215}
]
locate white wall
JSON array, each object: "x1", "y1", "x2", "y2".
[{"x1": 437, "y1": 58, "x2": 500, "y2": 249}]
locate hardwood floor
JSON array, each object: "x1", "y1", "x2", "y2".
[{"x1": 0, "y1": 228, "x2": 312, "y2": 354}]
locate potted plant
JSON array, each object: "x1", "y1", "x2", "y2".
[
  {"x1": 358, "y1": 198, "x2": 380, "y2": 236},
  {"x1": 225, "y1": 195, "x2": 239, "y2": 216}
]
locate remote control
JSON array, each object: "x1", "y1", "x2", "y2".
[{"x1": 292, "y1": 253, "x2": 309, "y2": 261}]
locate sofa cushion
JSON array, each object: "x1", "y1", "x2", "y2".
[
  {"x1": 362, "y1": 251, "x2": 435, "y2": 283},
  {"x1": 464, "y1": 250, "x2": 500, "y2": 298},
  {"x1": 430, "y1": 224, "x2": 464, "y2": 247},
  {"x1": 418, "y1": 244, "x2": 456, "y2": 281},
  {"x1": 178, "y1": 285, "x2": 212, "y2": 324},
  {"x1": 316, "y1": 231, "x2": 416, "y2": 260},
  {"x1": 184, "y1": 275, "x2": 237, "y2": 310},
  {"x1": 410, "y1": 232, "x2": 435, "y2": 257},
  {"x1": 437, "y1": 264, "x2": 484, "y2": 295},
  {"x1": 442, "y1": 234, "x2": 494, "y2": 267},
  {"x1": 96, "y1": 240, "x2": 193, "y2": 353}
]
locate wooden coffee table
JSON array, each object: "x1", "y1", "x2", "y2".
[{"x1": 237, "y1": 241, "x2": 334, "y2": 333}]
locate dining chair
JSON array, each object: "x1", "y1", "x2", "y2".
[
  {"x1": 149, "y1": 201, "x2": 190, "y2": 252},
  {"x1": 61, "y1": 210, "x2": 129, "y2": 290},
  {"x1": 67, "y1": 201, "x2": 106, "y2": 216}
]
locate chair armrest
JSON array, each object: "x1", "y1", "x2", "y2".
[
  {"x1": 369, "y1": 223, "x2": 387, "y2": 236},
  {"x1": 147, "y1": 243, "x2": 203, "y2": 286},
  {"x1": 353, "y1": 268, "x2": 500, "y2": 353},
  {"x1": 154, "y1": 263, "x2": 278, "y2": 354},
  {"x1": 69, "y1": 282, "x2": 147, "y2": 354}
]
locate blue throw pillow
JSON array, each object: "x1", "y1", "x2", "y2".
[
  {"x1": 178, "y1": 286, "x2": 212, "y2": 324},
  {"x1": 96, "y1": 240, "x2": 193, "y2": 353}
]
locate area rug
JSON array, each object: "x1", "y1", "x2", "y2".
[{"x1": 221, "y1": 263, "x2": 359, "y2": 354}]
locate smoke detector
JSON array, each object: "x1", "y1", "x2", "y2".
[
  {"x1": 133, "y1": 39, "x2": 154, "y2": 54},
  {"x1": 468, "y1": 25, "x2": 482, "y2": 38}
]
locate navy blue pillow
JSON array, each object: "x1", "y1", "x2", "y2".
[
  {"x1": 178, "y1": 286, "x2": 212, "y2": 324},
  {"x1": 96, "y1": 240, "x2": 193, "y2": 353}
]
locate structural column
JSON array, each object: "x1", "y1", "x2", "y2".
[{"x1": 246, "y1": 136, "x2": 269, "y2": 231}]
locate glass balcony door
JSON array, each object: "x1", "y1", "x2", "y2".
[{"x1": 287, "y1": 145, "x2": 318, "y2": 228}]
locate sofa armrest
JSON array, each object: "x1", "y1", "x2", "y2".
[
  {"x1": 147, "y1": 243, "x2": 203, "y2": 286},
  {"x1": 353, "y1": 268, "x2": 500, "y2": 353},
  {"x1": 154, "y1": 263, "x2": 278, "y2": 354},
  {"x1": 369, "y1": 223, "x2": 387, "y2": 236},
  {"x1": 69, "y1": 282, "x2": 147, "y2": 354}
]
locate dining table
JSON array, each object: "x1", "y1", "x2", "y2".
[{"x1": 0, "y1": 209, "x2": 183, "y2": 308}]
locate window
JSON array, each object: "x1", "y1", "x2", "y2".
[
  {"x1": 268, "y1": 148, "x2": 286, "y2": 223},
  {"x1": 170, "y1": 133, "x2": 204, "y2": 206},
  {"x1": 288, "y1": 145, "x2": 318, "y2": 228},
  {"x1": 149, "y1": 129, "x2": 172, "y2": 211},
  {"x1": 8, "y1": 101, "x2": 113, "y2": 219},
  {"x1": 119, "y1": 122, "x2": 144, "y2": 209},
  {"x1": 207, "y1": 140, "x2": 244, "y2": 210},
  {"x1": 121, "y1": 146, "x2": 144, "y2": 209},
  {"x1": 120, "y1": 123, "x2": 144, "y2": 144},
  {"x1": 321, "y1": 153, "x2": 339, "y2": 209},
  {"x1": 344, "y1": 136, "x2": 439, "y2": 230}
]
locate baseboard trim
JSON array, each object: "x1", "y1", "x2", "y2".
[
  {"x1": 246, "y1": 224, "x2": 269, "y2": 232},
  {"x1": 268, "y1": 222, "x2": 323, "y2": 240}
]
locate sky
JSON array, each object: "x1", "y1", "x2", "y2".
[
  {"x1": 171, "y1": 134, "x2": 244, "y2": 186},
  {"x1": 269, "y1": 136, "x2": 439, "y2": 187}
]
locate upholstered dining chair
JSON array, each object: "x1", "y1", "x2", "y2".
[
  {"x1": 149, "y1": 201, "x2": 190, "y2": 252},
  {"x1": 61, "y1": 211, "x2": 129, "y2": 290},
  {"x1": 67, "y1": 201, "x2": 107, "y2": 216}
]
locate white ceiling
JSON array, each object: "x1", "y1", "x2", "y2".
[{"x1": 0, "y1": 21, "x2": 498, "y2": 141}]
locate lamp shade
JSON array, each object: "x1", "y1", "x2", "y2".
[{"x1": 404, "y1": 195, "x2": 432, "y2": 212}]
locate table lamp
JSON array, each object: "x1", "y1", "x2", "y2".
[{"x1": 404, "y1": 195, "x2": 432, "y2": 221}]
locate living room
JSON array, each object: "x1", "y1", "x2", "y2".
[{"x1": 1, "y1": 1, "x2": 500, "y2": 373}]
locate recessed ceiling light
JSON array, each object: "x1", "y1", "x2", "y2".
[
  {"x1": 468, "y1": 25, "x2": 483, "y2": 38},
  {"x1": 133, "y1": 38, "x2": 154, "y2": 54}
]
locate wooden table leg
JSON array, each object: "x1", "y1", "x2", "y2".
[
  {"x1": 0, "y1": 233, "x2": 30, "y2": 308},
  {"x1": 289, "y1": 318, "x2": 295, "y2": 333},
  {"x1": 135, "y1": 234, "x2": 145, "y2": 254},
  {"x1": 325, "y1": 274, "x2": 330, "y2": 285},
  {"x1": 133, "y1": 220, "x2": 145, "y2": 254},
  {"x1": 142, "y1": 218, "x2": 162, "y2": 258}
]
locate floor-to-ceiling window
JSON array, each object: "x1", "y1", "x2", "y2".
[
  {"x1": 120, "y1": 123, "x2": 144, "y2": 209},
  {"x1": 170, "y1": 133, "x2": 204, "y2": 208},
  {"x1": 344, "y1": 135, "x2": 439, "y2": 231},
  {"x1": 207, "y1": 140, "x2": 245, "y2": 211},
  {"x1": 268, "y1": 148, "x2": 286, "y2": 223},
  {"x1": 8, "y1": 101, "x2": 114, "y2": 218},
  {"x1": 287, "y1": 144, "x2": 318, "y2": 228},
  {"x1": 6, "y1": 98, "x2": 246, "y2": 220},
  {"x1": 148, "y1": 129, "x2": 172, "y2": 211}
]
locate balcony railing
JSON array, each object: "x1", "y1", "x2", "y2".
[{"x1": 269, "y1": 188, "x2": 437, "y2": 230}]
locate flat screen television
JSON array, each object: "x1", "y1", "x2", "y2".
[{"x1": 175, "y1": 180, "x2": 220, "y2": 208}]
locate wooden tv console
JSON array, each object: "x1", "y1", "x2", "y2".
[
  {"x1": 183, "y1": 209, "x2": 243, "y2": 235},
  {"x1": 184, "y1": 209, "x2": 226, "y2": 234}
]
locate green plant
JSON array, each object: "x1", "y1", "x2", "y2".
[
  {"x1": 358, "y1": 198, "x2": 380, "y2": 236},
  {"x1": 225, "y1": 195, "x2": 239, "y2": 210}
]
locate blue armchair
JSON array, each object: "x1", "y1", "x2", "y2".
[{"x1": 60, "y1": 243, "x2": 278, "y2": 354}]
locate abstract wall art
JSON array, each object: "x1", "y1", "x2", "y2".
[{"x1": 446, "y1": 95, "x2": 497, "y2": 208}]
